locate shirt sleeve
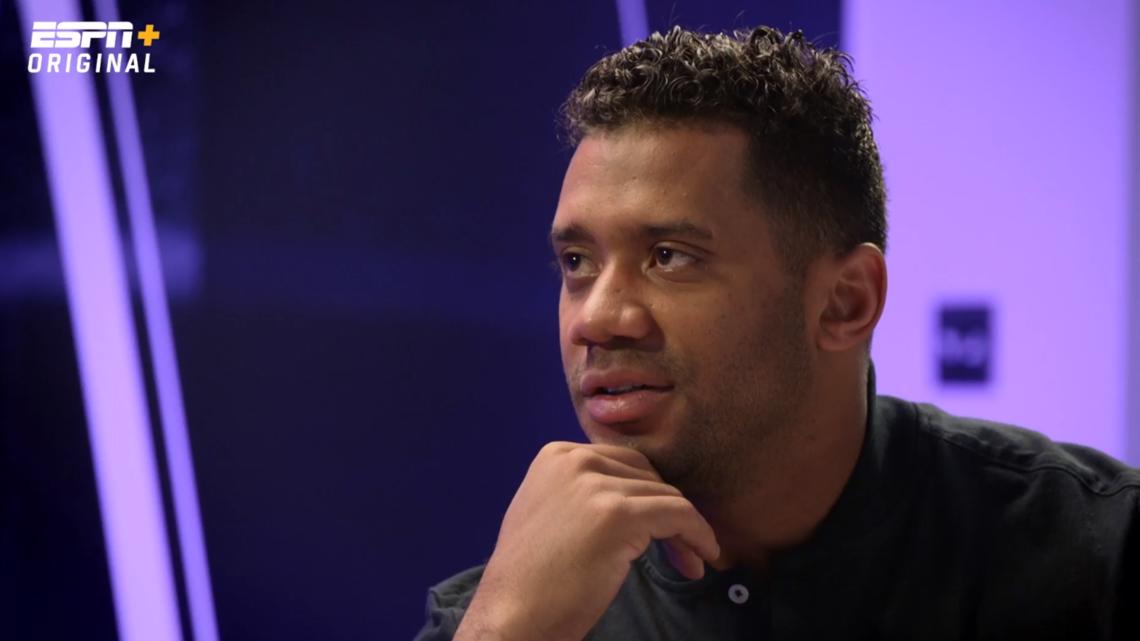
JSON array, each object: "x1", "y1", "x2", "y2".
[
  {"x1": 411, "y1": 565, "x2": 485, "y2": 641},
  {"x1": 411, "y1": 587, "x2": 462, "y2": 641}
]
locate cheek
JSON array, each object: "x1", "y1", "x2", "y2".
[
  {"x1": 679, "y1": 296, "x2": 768, "y2": 378},
  {"x1": 557, "y1": 292, "x2": 576, "y2": 367},
  {"x1": 675, "y1": 290, "x2": 753, "y2": 343}
]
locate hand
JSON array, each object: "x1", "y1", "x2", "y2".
[{"x1": 454, "y1": 442, "x2": 720, "y2": 641}]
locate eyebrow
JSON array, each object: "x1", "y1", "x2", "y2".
[{"x1": 549, "y1": 220, "x2": 715, "y2": 247}]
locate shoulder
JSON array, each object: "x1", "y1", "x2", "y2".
[
  {"x1": 412, "y1": 565, "x2": 485, "y2": 641},
  {"x1": 876, "y1": 394, "x2": 1140, "y2": 551},
  {"x1": 875, "y1": 397, "x2": 1140, "y2": 633},
  {"x1": 891, "y1": 395, "x2": 1140, "y2": 498}
]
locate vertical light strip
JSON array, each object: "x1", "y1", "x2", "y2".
[
  {"x1": 15, "y1": 2, "x2": 183, "y2": 641},
  {"x1": 1129, "y1": 0, "x2": 1140, "y2": 467},
  {"x1": 92, "y1": 0, "x2": 221, "y2": 637},
  {"x1": 614, "y1": 0, "x2": 648, "y2": 46}
]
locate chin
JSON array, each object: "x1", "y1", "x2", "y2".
[
  {"x1": 581, "y1": 413, "x2": 663, "y2": 442},
  {"x1": 583, "y1": 421, "x2": 674, "y2": 462}
]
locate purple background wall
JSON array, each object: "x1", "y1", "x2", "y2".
[{"x1": 845, "y1": 0, "x2": 1136, "y2": 463}]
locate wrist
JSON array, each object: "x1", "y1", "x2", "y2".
[
  {"x1": 454, "y1": 601, "x2": 526, "y2": 641},
  {"x1": 454, "y1": 582, "x2": 529, "y2": 641}
]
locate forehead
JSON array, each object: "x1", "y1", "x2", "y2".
[{"x1": 552, "y1": 124, "x2": 759, "y2": 240}]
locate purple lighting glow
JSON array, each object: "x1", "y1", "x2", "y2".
[
  {"x1": 845, "y1": 0, "x2": 1133, "y2": 460},
  {"x1": 16, "y1": 0, "x2": 183, "y2": 639},
  {"x1": 94, "y1": 0, "x2": 220, "y2": 638},
  {"x1": 614, "y1": 0, "x2": 648, "y2": 46}
]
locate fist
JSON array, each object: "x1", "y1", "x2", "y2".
[{"x1": 455, "y1": 442, "x2": 720, "y2": 641}]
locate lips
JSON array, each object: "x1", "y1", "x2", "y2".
[
  {"x1": 580, "y1": 370, "x2": 673, "y2": 397},
  {"x1": 579, "y1": 370, "x2": 674, "y2": 426}
]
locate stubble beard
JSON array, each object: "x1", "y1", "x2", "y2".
[{"x1": 640, "y1": 287, "x2": 813, "y2": 504}]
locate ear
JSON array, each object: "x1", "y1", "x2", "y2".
[{"x1": 816, "y1": 243, "x2": 887, "y2": 353}]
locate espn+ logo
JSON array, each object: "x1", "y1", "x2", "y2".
[{"x1": 27, "y1": 21, "x2": 160, "y2": 74}]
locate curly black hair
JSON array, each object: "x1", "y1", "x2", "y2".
[{"x1": 561, "y1": 25, "x2": 887, "y2": 276}]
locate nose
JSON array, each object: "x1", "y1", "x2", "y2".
[{"x1": 566, "y1": 263, "x2": 655, "y2": 347}]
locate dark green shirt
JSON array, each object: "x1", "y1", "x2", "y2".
[{"x1": 415, "y1": 369, "x2": 1140, "y2": 640}]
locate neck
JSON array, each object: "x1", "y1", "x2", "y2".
[{"x1": 701, "y1": 358, "x2": 868, "y2": 572}]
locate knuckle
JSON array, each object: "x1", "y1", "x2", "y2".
[
  {"x1": 576, "y1": 471, "x2": 606, "y2": 494},
  {"x1": 531, "y1": 442, "x2": 572, "y2": 478},
  {"x1": 564, "y1": 445, "x2": 595, "y2": 471},
  {"x1": 660, "y1": 495, "x2": 693, "y2": 519},
  {"x1": 538, "y1": 441, "x2": 569, "y2": 458},
  {"x1": 592, "y1": 492, "x2": 629, "y2": 523}
]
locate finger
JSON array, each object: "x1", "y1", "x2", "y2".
[
  {"x1": 579, "y1": 455, "x2": 662, "y2": 483},
  {"x1": 587, "y1": 474, "x2": 683, "y2": 498},
  {"x1": 625, "y1": 495, "x2": 720, "y2": 562},
  {"x1": 578, "y1": 444, "x2": 659, "y2": 476},
  {"x1": 663, "y1": 537, "x2": 706, "y2": 580}
]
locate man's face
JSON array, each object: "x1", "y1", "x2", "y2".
[{"x1": 552, "y1": 123, "x2": 814, "y2": 500}]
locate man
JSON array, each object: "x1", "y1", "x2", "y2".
[{"x1": 415, "y1": 25, "x2": 1140, "y2": 640}]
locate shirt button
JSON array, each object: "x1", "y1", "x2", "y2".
[{"x1": 727, "y1": 583, "x2": 749, "y2": 605}]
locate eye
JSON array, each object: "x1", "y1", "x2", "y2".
[
  {"x1": 652, "y1": 246, "x2": 699, "y2": 271},
  {"x1": 563, "y1": 253, "x2": 584, "y2": 272},
  {"x1": 556, "y1": 250, "x2": 599, "y2": 279}
]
